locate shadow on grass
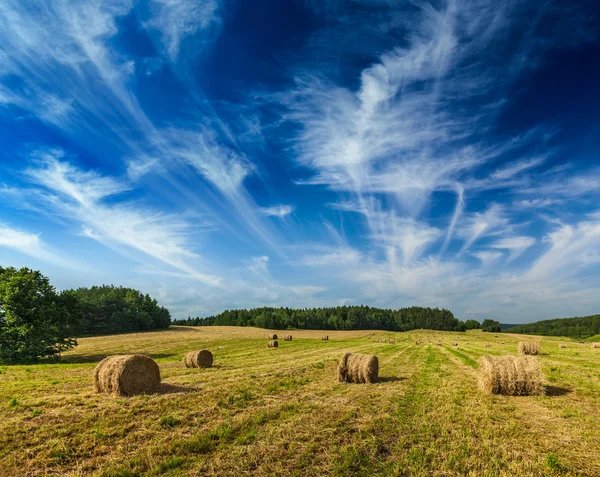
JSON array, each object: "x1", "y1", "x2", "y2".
[
  {"x1": 159, "y1": 383, "x2": 202, "y2": 394},
  {"x1": 545, "y1": 385, "x2": 571, "y2": 397},
  {"x1": 61, "y1": 353, "x2": 178, "y2": 364},
  {"x1": 377, "y1": 376, "x2": 406, "y2": 383}
]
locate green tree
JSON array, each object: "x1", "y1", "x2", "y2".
[
  {"x1": 0, "y1": 267, "x2": 77, "y2": 361},
  {"x1": 481, "y1": 319, "x2": 501, "y2": 333},
  {"x1": 464, "y1": 319, "x2": 480, "y2": 330}
]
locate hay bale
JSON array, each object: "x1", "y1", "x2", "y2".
[
  {"x1": 484, "y1": 342, "x2": 492, "y2": 348},
  {"x1": 268, "y1": 334, "x2": 278, "y2": 340},
  {"x1": 558, "y1": 344, "x2": 567, "y2": 349},
  {"x1": 478, "y1": 355, "x2": 545, "y2": 396},
  {"x1": 322, "y1": 336, "x2": 329, "y2": 341},
  {"x1": 436, "y1": 341, "x2": 442, "y2": 346},
  {"x1": 415, "y1": 340, "x2": 422, "y2": 345},
  {"x1": 94, "y1": 354, "x2": 160, "y2": 397},
  {"x1": 388, "y1": 339, "x2": 396, "y2": 344},
  {"x1": 283, "y1": 335, "x2": 292, "y2": 341},
  {"x1": 268, "y1": 340, "x2": 278, "y2": 348},
  {"x1": 500, "y1": 341, "x2": 505, "y2": 345},
  {"x1": 518, "y1": 342, "x2": 540, "y2": 355},
  {"x1": 184, "y1": 350, "x2": 213, "y2": 368},
  {"x1": 452, "y1": 342, "x2": 458, "y2": 347},
  {"x1": 592, "y1": 342, "x2": 600, "y2": 349},
  {"x1": 338, "y1": 352, "x2": 378, "y2": 384}
]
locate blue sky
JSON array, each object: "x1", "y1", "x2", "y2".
[{"x1": 1, "y1": 0, "x2": 599, "y2": 323}]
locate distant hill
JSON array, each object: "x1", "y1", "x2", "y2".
[
  {"x1": 500, "y1": 323, "x2": 519, "y2": 331},
  {"x1": 508, "y1": 314, "x2": 600, "y2": 338}
]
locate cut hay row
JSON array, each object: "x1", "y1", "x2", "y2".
[
  {"x1": 268, "y1": 340, "x2": 278, "y2": 348},
  {"x1": 338, "y1": 352, "x2": 378, "y2": 384},
  {"x1": 184, "y1": 350, "x2": 213, "y2": 368},
  {"x1": 518, "y1": 342, "x2": 540, "y2": 355},
  {"x1": 478, "y1": 355, "x2": 545, "y2": 396},
  {"x1": 94, "y1": 354, "x2": 160, "y2": 397},
  {"x1": 283, "y1": 335, "x2": 292, "y2": 341},
  {"x1": 592, "y1": 343, "x2": 600, "y2": 349}
]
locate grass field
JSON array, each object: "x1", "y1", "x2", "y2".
[{"x1": 2, "y1": 327, "x2": 600, "y2": 476}]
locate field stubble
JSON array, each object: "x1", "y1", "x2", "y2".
[{"x1": 1, "y1": 327, "x2": 600, "y2": 476}]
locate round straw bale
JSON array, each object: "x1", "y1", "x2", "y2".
[
  {"x1": 558, "y1": 344, "x2": 567, "y2": 349},
  {"x1": 268, "y1": 334, "x2": 278, "y2": 340},
  {"x1": 94, "y1": 354, "x2": 160, "y2": 397},
  {"x1": 478, "y1": 355, "x2": 544, "y2": 396},
  {"x1": 322, "y1": 336, "x2": 329, "y2": 341},
  {"x1": 388, "y1": 339, "x2": 396, "y2": 344},
  {"x1": 484, "y1": 342, "x2": 492, "y2": 348},
  {"x1": 436, "y1": 341, "x2": 442, "y2": 346},
  {"x1": 184, "y1": 350, "x2": 213, "y2": 368},
  {"x1": 518, "y1": 342, "x2": 540, "y2": 355},
  {"x1": 591, "y1": 342, "x2": 600, "y2": 349},
  {"x1": 284, "y1": 335, "x2": 292, "y2": 341},
  {"x1": 268, "y1": 340, "x2": 278, "y2": 348},
  {"x1": 338, "y1": 352, "x2": 379, "y2": 384}
]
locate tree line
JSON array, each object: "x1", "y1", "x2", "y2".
[
  {"x1": 0, "y1": 267, "x2": 170, "y2": 362},
  {"x1": 173, "y1": 305, "x2": 469, "y2": 332},
  {"x1": 508, "y1": 314, "x2": 600, "y2": 338}
]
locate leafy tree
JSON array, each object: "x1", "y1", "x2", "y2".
[
  {"x1": 69, "y1": 285, "x2": 171, "y2": 335},
  {"x1": 481, "y1": 319, "x2": 501, "y2": 333},
  {"x1": 0, "y1": 267, "x2": 77, "y2": 361},
  {"x1": 464, "y1": 319, "x2": 481, "y2": 330}
]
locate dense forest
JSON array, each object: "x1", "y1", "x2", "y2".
[
  {"x1": 172, "y1": 305, "x2": 467, "y2": 332},
  {"x1": 508, "y1": 314, "x2": 600, "y2": 338},
  {"x1": 70, "y1": 285, "x2": 171, "y2": 335},
  {"x1": 1, "y1": 266, "x2": 171, "y2": 361}
]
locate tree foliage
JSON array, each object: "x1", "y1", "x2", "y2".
[
  {"x1": 481, "y1": 319, "x2": 501, "y2": 332},
  {"x1": 509, "y1": 314, "x2": 600, "y2": 338},
  {"x1": 69, "y1": 285, "x2": 171, "y2": 336},
  {"x1": 173, "y1": 305, "x2": 465, "y2": 332},
  {"x1": 0, "y1": 267, "x2": 77, "y2": 361},
  {"x1": 464, "y1": 319, "x2": 481, "y2": 330}
]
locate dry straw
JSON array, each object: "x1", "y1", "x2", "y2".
[
  {"x1": 484, "y1": 342, "x2": 492, "y2": 348},
  {"x1": 322, "y1": 336, "x2": 329, "y2": 341},
  {"x1": 518, "y1": 342, "x2": 540, "y2": 355},
  {"x1": 338, "y1": 352, "x2": 379, "y2": 384},
  {"x1": 436, "y1": 341, "x2": 442, "y2": 346},
  {"x1": 184, "y1": 350, "x2": 213, "y2": 368},
  {"x1": 268, "y1": 334, "x2": 278, "y2": 340},
  {"x1": 478, "y1": 355, "x2": 545, "y2": 396},
  {"x1": 591, "y1": 343, "x2": 600, "y2": 349},
  {"x1": 268, "y1": 340, "x2": 278, "y2": 348},
  {"x1": 283, "y1": 335, "x2": 292, "y2": 341},
  {"x1": 389, "y1": 339, "x2": 396, "y2": 344},
  {"x1": 452, "y1": 343, "x2": 458, "y2": 347},
  {"x1": 94, "y1": 354, "x2": 160, "y2": 397},
  {"x1": 558, "y1": 344, "x2": 567, "y2": 349}
]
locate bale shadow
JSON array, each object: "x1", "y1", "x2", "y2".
[
  {"x1": 158, "y1": 383, "x2": 201, "y2": 395},
  {"x1": 545, "y1": 385, "x2": 571, "y2": 397},
  {"x1": 378, "y1": 376, "x2": 406, "y2": 383}
]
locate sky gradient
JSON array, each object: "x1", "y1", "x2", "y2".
[{"x1": 1, "y1": 0, "x2": 599, "y2": 323}]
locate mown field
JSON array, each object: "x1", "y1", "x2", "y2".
[{"x1": 1, "y1": 326, "x2": 600, "y2": 476}]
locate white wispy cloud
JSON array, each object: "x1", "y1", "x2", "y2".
[
  {"x1": 24, "y1": 149, "x2": 221, "y2": 286},
  {"x1": 147, "y1": 0, "x2": 220, "y2": 60},
  {"x1": 489, "y1": 236, "x2": 536, "y2": 261},
  {"x1": 259, "y1": 205, "x2": 294, "y2": 218},
  {"x1": 0, "y1": 223, "x2": 71, "y2": 267}
]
